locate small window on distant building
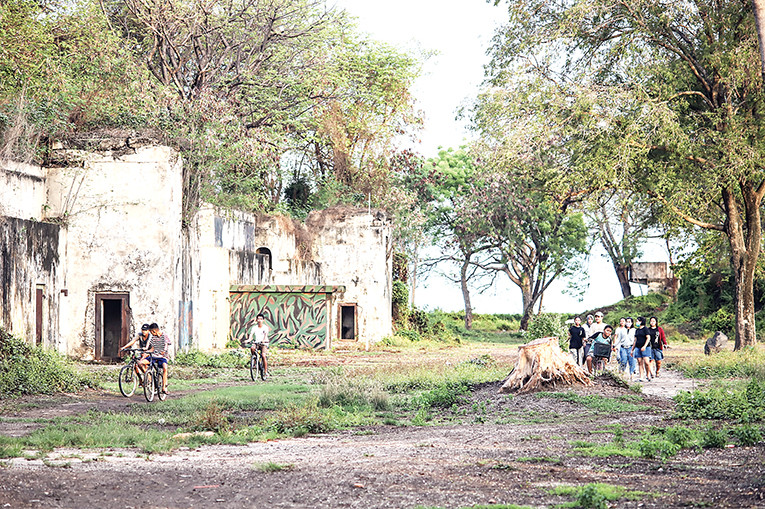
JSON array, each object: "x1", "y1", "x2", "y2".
[
  {"x1": 340, "y1": 304, "x2": 356, "y2": 340},
  {"x1": 256, "y1": 247, "x2": 272, "y2": 270}
]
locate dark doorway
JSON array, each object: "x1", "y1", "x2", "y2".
[
  {"x1": 340, "y1": 304, "x2": 356, "y2": 340},
  {"x1": 95, "y1": 293, "x2": 130, "y2": 362},
  {"x1": 35, "y1": 286, "x2": 44, "y2": 347}
]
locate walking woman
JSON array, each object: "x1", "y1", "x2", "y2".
[
  {"x1": 632, "y1": 316, "x2": 653, "y2": 382},
  {"x1": 615, "y1": 317, "x2": 637, "y2": 381},
  {"x1": 648, "y1": 316, "x2": 669, "y2": 377}
]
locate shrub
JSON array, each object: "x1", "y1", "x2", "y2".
[
  {"x1": 674, "y1": 379, "x2": 765, "y2": 421},
  {"x1": 0, "y1": 328, "x2": 97, "y2": 396},
  {"x1": 701, "y1": 308, "x2": 734, "y2": 335},
  {"x1": 175, "y1": 349, "x2": 246, "y2": 368},
  {"x1": 730, "y1": 424, "x2": 762, "y2": 446},
  {"x1": 700, "y1": 426, "x2": 728, "y2": 448},
  {"x1": 637, "y1": 438, "x2": 681, "y2": 460},
  {"x1": 526, "y1": 313, "x2": 566, "y2": 343},
  {"x1": 663, "y1": 426, "x2": 696, "y2": 448},
  {"x1": 266, "y1": 404, "x2": 331, "y2": 437},
  {"x1": 191, "y1": 400, "x2": 231, "y2": 433},
  {"x1": 577, "y1": 484, "x2": 608, "y2": 509}
]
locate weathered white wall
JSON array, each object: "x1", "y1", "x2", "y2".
[
  {"x1": 308, "y1": 209, "x2": 392, "y2": 347},
  {"x1": 0, "y1": 160, "x2": 46, "y2": 220},
  {"x1": 192, "y1": 206, "x2": 392, "y2": 350},
  {"x1": 46, "y1": 146, "x2": 183, "y2": 358}
]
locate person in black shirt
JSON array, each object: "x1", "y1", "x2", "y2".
[
  {"x1": 632, "y1": 316, "x2": 653, "y2": 382},
  {"x1": 568, "y1": 316, "x2": 586, "y2": 365}
]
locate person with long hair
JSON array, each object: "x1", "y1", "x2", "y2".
[{"x1": 648, "y1": 316, "x2": 669, "y2": 377}]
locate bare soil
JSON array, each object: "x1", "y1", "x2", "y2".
[{"x1": 0, "y1": 346, "x2": 763, "y2": 509}]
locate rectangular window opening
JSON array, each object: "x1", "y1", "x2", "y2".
[{"x1": 340, "y1": 305, "x2": 356, "y2": 340}]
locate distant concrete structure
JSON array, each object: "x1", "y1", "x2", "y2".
[{"x1": 629, "y1": 262, "x2": 679, "y2": 296}]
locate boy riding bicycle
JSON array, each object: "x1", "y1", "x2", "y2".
[
  {"x1": 119, "y1": 323, "x2": 152, "y2": 380},
  {"x1": 243, "y1": 313, "x2": 270, "y2": 379}
]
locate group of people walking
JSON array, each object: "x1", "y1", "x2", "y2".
[{"x1": 568, "y1": 312, "x2": 669, "y2": 382}]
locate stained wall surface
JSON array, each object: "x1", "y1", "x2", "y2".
[{"x1": 1, "y1": 143, "x2": 392, "y2": 357}]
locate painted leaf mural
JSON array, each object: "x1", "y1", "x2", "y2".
[{"x1": 229, "y1": 285, "x2": 343, "y2": 349}]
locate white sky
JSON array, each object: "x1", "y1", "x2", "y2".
[{"x1": 335, "y1": 0, "x2": 668, "y2": 314}]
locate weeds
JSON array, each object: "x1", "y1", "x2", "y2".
[
  {"x1": 535, "y1": 392, "x2": 649, "y2": 414},
  {"x1": 548, "y1": 483, "x2": 651, "y2": 508},
  {"x1": 668, "y1": 349, "x2": 765, "y2": 380},
  {"x1": 0, "y1": 329, "x2": 97, "y2": 396},
  {"x1": 253, "y1": 461, "x2": 293, "y2": 472},
  {"x1": 674, "y1": 379, "x2": 765, "y2": 422}
]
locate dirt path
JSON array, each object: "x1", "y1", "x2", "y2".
[{"x1": 1, "y1": 412, "x2": 763, "y2": 508}]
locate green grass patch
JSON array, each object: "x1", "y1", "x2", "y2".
[
  {"x1": 549, "y1": 483, "x2": 652, "y2": 509},
  {"x1": 536, "y1": 392, "x2": 650, "y2": 413},
  {"x1": 252, "y1": 461, "x2": 294, "y2": 472},
  {"x1": 516, "y1": 456, "x2": 563, "y2": 464},
  {"x1": 415, "y1": 505, "x2": 533, "y2": 509},
  {"x1": 667, "y1": 348, "x2": 765, "y2": 380}
]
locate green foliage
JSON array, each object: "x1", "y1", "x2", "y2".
[
  {"x1": 317, "y1": 377, "x2": 390, "y2": 412},
  {"x1": 548, "y1": 483, "x2": 649, "y2": 507},
  {"x1": 701, "y1": 309, "x2": 734, "y2": 336},
  {"x1": 637, "y1": 438, "x2": 681, "y2": 461},
  {"x1": 0, "y1": 328, "x2": 97, "y2": 396},
  {"x1": 668, "y1": 349, "x2": 765, "y2": 380},
  {"x1": 253, "y1": 461, "x2": 293, "y2": 472},
  {"x1": 674, "y1": 379, "x2": 765, "y2": 422},
  {"x1": 174, "y1": 349, "x2": 247, "y2": 368},
  {"x1": 265, "y1": 403, "x2": 331, "y2": 437},
  {"x1": 535, "y1": 392, "x2": 649, "y2": 414},
  {"x1": 730, "y1": 424, "x2": 762, "y2": 446},
  {"x1": 525, "y1": 313, "x2": 567, "y2": 344},
  {"x1": 700, "y1": 426, "x2": 728, "y2": 449},
  {"x1": 576, "y1": 484, "x2": 608, "y2": 509},
  {"x1": 190, "y1": 400, "x2": 230, "y2": 433}
]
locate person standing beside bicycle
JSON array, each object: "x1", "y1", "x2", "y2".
[
  {"x1": 147, "y1": 322, "x2": 171, "y2": 394},
  {"x1": 246, "y1": 313, "x2": 270, "y2": 379},
  {"x1": 120, "y1": 323, "x2": 152, "y2": 380}
]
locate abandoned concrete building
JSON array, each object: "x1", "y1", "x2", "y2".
[{"x1": 0, "y1": 139, "x2": 392, "y2": 360}]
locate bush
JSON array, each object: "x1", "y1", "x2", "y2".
[
  {"x1": 0, "y1": 328, "x2": 96, "y2": 396},
  {"x1": 701, "y1": 308, "x2": 734, "y2": 335},
  {"x1": 637, "y1": 438, "x2": 681, "y2": 460},
  {"x1": 730, "y1": 424, "x2": 762, "y2": 446},
  {"x1": 526, "y1": 313, "x2": 567, "y2": 343},
  {"x1": 175, "y1": 349, "x2": 246, "y2": 368},
  {"x1": 674, "y1": 379, "x2": 765, "y2": 422},
  {"x1": 700, "y1": 426, "x2": 728, "y2": 448}
]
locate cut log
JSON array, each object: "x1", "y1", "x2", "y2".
[{"x1": 499, "y1": 337, "x2": 591, "y2": 394}]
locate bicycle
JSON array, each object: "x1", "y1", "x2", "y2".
[
  {"x1": 248, "y1": 343, "x2": 267, "y2": 381},
  {"x1": 590, "y1": 342, "x2": 612, "y2": 376},
  {"x1": 143, "y1": 354, "x2": 168, "y2": 402},
  {"x1": 118, "y1": 348, "x2": 147, "y2": 397}
]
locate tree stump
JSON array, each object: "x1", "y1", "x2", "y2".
[{"x1": 499, "y1": 337, "x2": 591, "y2": 394}]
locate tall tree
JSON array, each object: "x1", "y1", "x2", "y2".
[
  {"x1": 587, "y1": 190, "x2": 653, "y2": 298},
  {"x1": 493, "y1": 0, "x2": 765, "y2": 349}
]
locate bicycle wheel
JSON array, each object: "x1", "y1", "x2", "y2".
[
  {"x1": 143, "y1": 365, "x2": 156, "y2": 402},
  {"x1": 249, "y1": 353, "x2": 257, "y2": 381},
  {"x1": 118, "y1": 364, "x2": 137, "y2": 397},
  {"x1": 157, "y1": 366, "x2": 167, "y2": 401},
  {"x1": 257, "y1": 353, "x2": 265, "y2": 381}
]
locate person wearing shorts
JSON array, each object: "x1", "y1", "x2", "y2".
[
  {"x1": 148, "y1": 323, "x2": 171, "y2": 394},
  {"x1": 632, "y1": 316, "x2": 653, "y2": 382},
  {"x1": 586, "y1": 324, "x2": 614, "y2": 375},
  {"x1": 247, "y1": 313, "x2": 270, "y2": 379},
  {"x1": 649, "y1": 316, "x2": 669, "y2": 377},
  {"x1": 120, "y1": 323, "x2": 152, "y2": 381}
]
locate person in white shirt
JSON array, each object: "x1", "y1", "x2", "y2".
[{"x1": 247, "y1": 313, "x2": 270, "y2": 379}]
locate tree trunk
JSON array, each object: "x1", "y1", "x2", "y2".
[
  {"x1": 519, "y1": 278, "x2": 534, "y2": 330},
  {"x1": 460, "y1": 257, "x2": 473, "y2": 330},
  {"x1": 723, "y1": 187, "x2": 759, "y2": 349},
  {"x1": 753, "y1": 0, "x2": 765, "y2": 83},
  {"x1": 499, "y1": 337, "x2": 591, "y2": 393},
  {"x1": 614, "y1": 263, "x2": 632, "y2": 298}
]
